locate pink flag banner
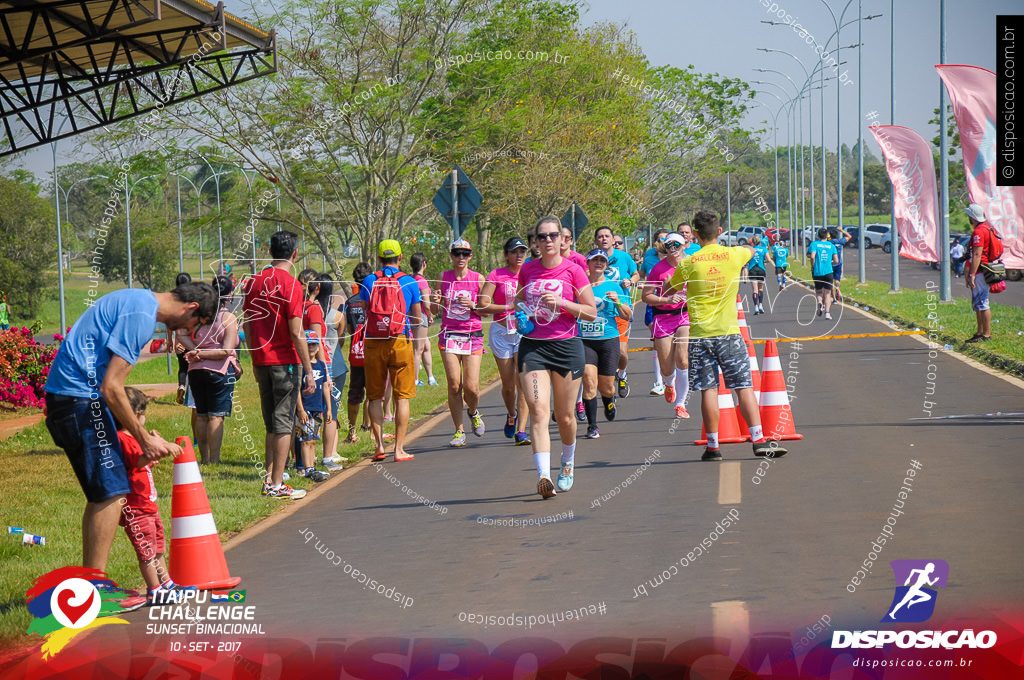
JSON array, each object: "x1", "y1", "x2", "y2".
[
  {"x1": 936, "y1": 64, "x2": 1024, "y2": 269},
  {"x1": 868, "y1": 125, "x2": 940, "y2": 263}
]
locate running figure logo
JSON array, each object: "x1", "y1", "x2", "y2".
[{"x1": 882, "y1": 559, "x2": 949, "y2": 623}]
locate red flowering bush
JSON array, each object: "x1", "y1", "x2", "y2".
[{"x1": 0, "y1": 327, "x2": 60, "y2": 409}]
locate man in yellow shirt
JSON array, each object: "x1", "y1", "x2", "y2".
[{"x1": 665, "y1": 211, "x2": 789, "y2": 461}]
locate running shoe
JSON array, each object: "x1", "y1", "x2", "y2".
[
  {"x1": 360, "y1": 425, "x2": 372, "y2": 432},
  {"x1": 175, "y1": 385, "x2": 186, "y2": 405},
  {"x1": 817, "y1": 304, "x2": 824, "y2": 316},
  {"x1": 469, "y1": 411, "x2": 486, "y2": 437},
  {"x1": 323, "y1": 456, "x2": 344, "y2": 472},
  {"x1": 427, "y1": 376, "x2": 439, "y2": 386},
  {"x1": 261, "y1": 482, "x2": 270, "y2": 496},
  {"x1": 384, "y1": 415, "x2": 395, "y2": 423},
  {"x1": 504, "y1": 413, "x2": 517, "y2": 439},
  {"x1": 372, "y1": 452, "x2": 387, "y2": 461},
  {"x1": 345, "y1": 430, "x2": 359, "y2": 443},
  {"x1": 674, "y1": 405, "x2": 690, "y2": 419},
  {"x1": 266, "y1": 483, "x2": 307, "y2": 499},
  {"x1": 304, "y1": 467, "x2": 330, "y2": 482},
  {"x1": 700, "y1": 447, "x2": 723, "y2": 462},
  {"x1": 664, "y1": 384, "x2": 676, "y2": 404},
  {"x1": 449, "y1": 430, "x2": 467, "y2": 447},
  {"x1": 824, "y1": 313, "x2": 832, "y2": 320},
  {"x1": 394, "y1": 452, "x2": 415, "y2": 462},
  {"x1": 115, "y1": 596, "x2": 148, "y2": 612},
  {"x1": 605, "y1": 400, "x2": 616, "y2": 421},
  {"x1": 556, "y1": 462, "x2": 574, "y2": 491},
  {"x1": 585, "y1": 425, "x2": 600, "y2": 439},
  {"x1": 537, "y1": 476, "x2": 556, "y2": 499},
  {"x1": 650, "y1": 383, "x2": 665, "y2": 396},
  {"x1": 753, "y1": 440, "x2": 788, "y2": 458},
  {"x1": 382, "y1": 433, "x2": 395, "y2": 440},
  {"x1": 575, "y1": 401, "x2": 586, "y2": 422},
  {"x1": 617, "y1": 374, "x2": 630, "y2": 398},
  {"x1": 514, "y1": 431, "x2": 532, "y2": 446},
  {"x1": 415, "y1": 379, "x2": 424, "y2": 386}
]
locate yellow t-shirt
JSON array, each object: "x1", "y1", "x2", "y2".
[{"x1": 667, "y1": 244, "x2": 752, "y2": 338}]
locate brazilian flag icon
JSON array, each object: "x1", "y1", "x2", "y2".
[{"x1": 228, "y1": 590, "x2": 246, "y2": 603}]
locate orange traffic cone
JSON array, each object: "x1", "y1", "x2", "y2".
[
  {"x1": 759, "y1": 340, "x2": 804, "y2": 441},
  {"x1": 170, "y1": 437, "x2": 241, "y2": 590},
  {"x1": 736, "y1": 295, "x2": 752, "y2": 344},
  {"x1": 747, "y1": 341, "x2": 762, "y2": 404},
  {"x1": 695, "y1": 370, "x2": 750, "y2": 445}
]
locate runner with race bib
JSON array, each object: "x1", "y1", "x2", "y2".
[{"x1": 642, "y1": 232, "x2": 691, "y2": 419}]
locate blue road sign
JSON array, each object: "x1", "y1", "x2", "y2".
[{"x1": 432, "y1": 164, "x2": 482, "y2": 238}]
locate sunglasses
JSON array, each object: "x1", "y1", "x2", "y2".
[
  {"x1": 451, "y1": 250, "x2": 472, "y2": 258},
  {"x1": 536, "y1": 232, "x2": 560, "y2": 241},
  {"x1": 665, "y1": 241, "x2": 683, "y2": 250},
  {"x1": 614, "y1": 241, "x2": 624, "y2": 247}
]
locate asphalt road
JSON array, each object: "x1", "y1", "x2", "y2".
[{"x1": 20, "y1": 289, "x2": 1023, "y2": 674}]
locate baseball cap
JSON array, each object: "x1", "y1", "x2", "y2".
[
  {"x1": 378, "y1": 239, "x2": 402, "y2": 258},
  {"x1": 450, "y1": 238, "x2": 473, "y2": 252},
  {"x1": 304, "y1": 330, "x2": 320, "y2": 343},
  {"x1": 663, "y1": 233, "x2": 685, "y2": 245},
  {"x1": 504, "y1": 236, "x2": 528, "y2": 252},
  {"x1": 586, "y1": 248, "x2": 609, "y2": 261},
  {"x1": 965, "y1": 203, "x2": 986, "y2": 222}
]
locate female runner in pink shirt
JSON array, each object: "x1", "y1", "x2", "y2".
[
  {"x1": 429, "y1": 239, "x2": 486, "y2": 448},
  {"x1": 516, "y1": 216, "x2": 597, "y2": 498},
  {"x1": 641, "y1": 232, "x2": 691, "y2": 419}
]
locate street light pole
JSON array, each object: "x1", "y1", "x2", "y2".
[
  {"x1": 857, "y1": 0, "x2": 866, "y2": 283},
  {"x1": 889, "y1": 0, "x2": 900, "y2": 292},
  {"x1": 938, "y1": 0, "x2": 951, "y2": 302}
]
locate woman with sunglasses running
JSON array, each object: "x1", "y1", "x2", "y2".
[
  {"x1": 517, "y1": 216, "x2": 597, "y2": 498},
  {"x1": 479, "y1": 236, "x2": 531, "y2": 445},
  {"x1": 429, "y1": 239, "x2": 486, "y2": 447},
  {"x1": 642, "y1": 232, "x2": 691, "y2": 419}
]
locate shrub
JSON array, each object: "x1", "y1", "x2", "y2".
[{"x1": 0, "y1": 327, "x2": 60, "y2": 409}]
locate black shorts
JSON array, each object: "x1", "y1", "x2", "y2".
[
  {"x1": 813, "y1": 273, "x2": 834, "y2": 291},
  {"x1": 188, "y1": 367, "x2": 236, "y2": 417},
  {"x1": 775, "y1": 266, "x2": 787, "y2": 275},
  {"x1": 347, "y1": 365, "x2": 366, "y2": 405},
  {"x1": 748, "y1": 267, "x2": 766, "y2": 282},
  {"x1": 582, "y1": 338, "x2": 621, "y2": 377},
  {"x1": 517, "y1": 337, "x2": 584, "y2": 379}
]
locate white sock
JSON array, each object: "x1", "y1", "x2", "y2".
[
  {"x1": 561, "y1": 442, "x2": 576, "y2": 465},
  {"x1": 534, "y1": 452, "x2": 551, "y2": 480},
  {"x1": 652, "y1": 354, "x2": 662, "y2": 385},
  {"x1": 749, "y1": 424, "x2": 764, "y2": 442},
  {"x1": 674, "y1": 369, "x2": 689, "y2": 406},
  {"x1": 662, "y1": 373, "x2": 675, "y2": 389},
  {"x1": 707, "y1": 432, "x2": 720, "y2": 449}
]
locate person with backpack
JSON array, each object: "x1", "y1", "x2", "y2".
[
  {"x1": 343, "y1": 263, "x2": 373, "y2": 443},
  {"x1": 359, "y1": 240, "x2": 424, "y2": 462},
  {"x1": 965, "y1": 203, "x2": 1004, "y2": 343}
]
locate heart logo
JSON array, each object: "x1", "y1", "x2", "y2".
[
  {"x1": 56, "y1": 588, "x2": 95, "y2": 626},
  {"x1": 50, "y1": 578, "x2": 102, "y2": 629}
]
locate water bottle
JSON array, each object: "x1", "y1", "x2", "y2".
[
  {"x1": 7, "y1": 526, "x2": 24, "y2": 535},
  {"x1": 515, "y1": 302, "x2": 535, "y2": 336},
  {"x1": 22, "y1": 533, "x2": 45, "y2": 546}
]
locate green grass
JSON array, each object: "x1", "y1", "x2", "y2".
[
  {"x1": 0, "y1": 340, "x2": 497, "y2": 647},
  {"x1": 786, "y1": 259, "x2": 1024, "y2": 374}
]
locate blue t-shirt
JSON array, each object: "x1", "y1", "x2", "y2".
[
  {"x1": 301, "y1": 359, "x2": 328, "y2": 412},
  {"x1": 45, "y1": 289, "x2": 159, "y2": 398},
  {"x1": 684, "y1": 243, "x2": 701, "y2": 257},
  {"x1": 578, "y1": 279, "x2": 623, "y2": 341},
  {"x1": 642, "y1": 248, "x2": 660, "y2": 277},
  {"x1": 831, "y1": 237, "x2": 847, "y2": 264},
  {"x1": 750, "y1": 244, "x2": 769, "y2": 270},
  {"x1": 808, "y1": 241, "x2": 838, "y2": 277},
  {"x1": 605, "y1": 249, "x2": 638, "y2": 290},
  {"x1": 358, "y1": 266, "x2": 423, "y2": 336},
  {"x1": 771, "y1": 244, "x2": 789, "y2": 268}
]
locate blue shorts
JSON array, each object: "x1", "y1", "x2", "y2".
[
  {"x1": 687, "y1": 335, "x2": 752, "y2": 392},
  {"x1": 188, "y1": 366, "x2": 236, "y2": 417},
  {"x1": 45, "y1": 393, "x2": 130, "y2": 503},
  {"x1": 330, "y1": 372, "x2": 347, "y2": 422},
  {"x1": 832, "y1": 264, "x2": 844, "y2": 281},
  {"x1": 971, "y1": 273, "x2": 990, "y2": 311}
]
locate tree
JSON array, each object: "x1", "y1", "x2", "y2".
[{"x1": 0, "y1": 175, "x2": 57, "y2": 318}]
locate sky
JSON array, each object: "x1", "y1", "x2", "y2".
[
  {"x1": 13, "y1": 0, "x2": 1021, "y2": 176},
  {"x1": 579, "y1": 0, "x2": 1021, "y2": 157}
]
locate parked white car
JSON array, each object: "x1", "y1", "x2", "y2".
[{"x1": 864, "y1": 223, "x2": 891, "y2": 248}]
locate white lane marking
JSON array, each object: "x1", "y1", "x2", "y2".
[
  {"x1": 712, "y1": 600, "x2": 750, "y2": 658},
  {"x1": 718, "y1": 462, "x2": 742, "y2": 505}
]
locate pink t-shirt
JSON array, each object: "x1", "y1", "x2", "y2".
[
  {"x1": 414, "y1": 273, "x2": 431, "y2": 298},
  {"x1": 486, "y1": 267, "x2": 520, "y2": 329},
  {"x1": 440, "y1": 269, "x2": 483, "y2": 333},
  {"x1": 518, "y1": 257, "x2": 591, "y2": 340},
  {"x1": 649, "y1": 259, "x2": 686, "y2": 310},
  {"x1": 564, "y1": 251, "x2": 588, "y2": 272}
]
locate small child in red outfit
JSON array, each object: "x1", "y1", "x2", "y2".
[{"x1": 117, "y1": 386, "x2": 193, "y2": 605}]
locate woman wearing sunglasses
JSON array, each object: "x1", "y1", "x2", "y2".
[
  {"x1": 517, "y1": 216, "x2": 597, "y2": 498},
  {"x1": 429, "y1": 239, "x2": 486, "y2": 447},
  {"x1": 642, "y1": 232, "x2": 691, "y2": 419},
  {"x1": 479, "y1": 236, "x2": 532, "y2": 445}
]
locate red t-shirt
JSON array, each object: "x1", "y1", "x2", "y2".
[
  {"x1": 970, "y1": 222, "x2": 993, "y2": 265},
  {"x1": 242, "y1": 267, "x2": 303, "y2": 365},
  {"x1": 119, "y1": 431, "x2": 158, "y2": 515}
]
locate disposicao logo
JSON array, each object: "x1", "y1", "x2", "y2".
[
  {"x1": 832, "y1": 559, "x2": 997, "y2": 650},
  {"x1": 26, "y1": 567, "x2": 137, "y2": 659}
]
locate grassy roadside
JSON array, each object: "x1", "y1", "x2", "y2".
[
  {"x1": 785, "y1": 260, "x2": 1024, "y2": 376},
  {"x1": 0, "y1": 338, "x2": 498, "y2": 647}
]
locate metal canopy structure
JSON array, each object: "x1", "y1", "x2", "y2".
[{"x1": 0, "y1": 0, "x2": 276, "y2": 156}]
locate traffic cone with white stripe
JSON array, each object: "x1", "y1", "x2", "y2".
[
  {"x1": 736, "y1": 295, "x2": 752, "y2": 344},
  {"x1": 759, "y1": 340, "x2": 804, "y2": 441},
  {"x1": 170, "y1": 437, "x2": 241, "y2": 589},
  {"x1": 694, "y1": 369, "x2": 750, "y2": 445},
  {"x1": 747, "y1": 341, "x2": 762, "y2": 404}
]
